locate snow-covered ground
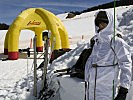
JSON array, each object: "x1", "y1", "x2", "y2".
[{"x1": 0, "y1": 5, "x2": 133, "y2": 100}]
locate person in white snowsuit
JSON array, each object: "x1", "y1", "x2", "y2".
[{"x1": 85, "y1": 10, "x2": 132, "y2": 100}]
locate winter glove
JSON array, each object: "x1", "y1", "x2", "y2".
[{"x1": 114, "y1": 86, "x2": 128, "y2": 100}]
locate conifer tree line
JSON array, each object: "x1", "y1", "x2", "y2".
[
  {"x1": 0, "y1": 23, "x2": 9, "y2": 30},
  {"x1": 70, "y1": 0, "x2": 133, "y2": 15}
]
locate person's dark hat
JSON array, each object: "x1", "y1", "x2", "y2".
[{"x1": 95, "y1": 11, "x2": 109, "y2": 26}]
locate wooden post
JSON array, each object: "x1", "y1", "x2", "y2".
[
  {"x1": 42, "y1": 37, "x2": 48, "y2": 89},
  {"x1": 33, "y1": 36, "x2": 37, "y2": 97},
  {"x1": 41, "y1": 31, "x2": 51, "y2": 90}
]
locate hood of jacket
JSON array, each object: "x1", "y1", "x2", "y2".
[{"x1": 95, "y1": 11, "x2": 116, "y2": 43}]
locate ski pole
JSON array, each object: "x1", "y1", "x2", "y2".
[{"x1": 112, "y1": 0, "x2": 116, "y2": 100}]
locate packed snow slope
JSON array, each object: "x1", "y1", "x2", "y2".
[{"x1": 0, "y1": 5, "x2": 133, "y2": 100}]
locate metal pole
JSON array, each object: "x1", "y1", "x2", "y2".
[
  {"x1": 33, "y1": 36, "x2": 37, "y2": 97},
  {"x1": 26, "y1": 55, "x2": 29, "y2": 91}
]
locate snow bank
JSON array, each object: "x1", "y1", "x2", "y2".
[
  {"x1": 50, "y1": 42, "x2": 89, "y2": 70},
  {"x1": 37, "y1": 42, "x2": 88, "y2": 100},
  {"x1": 117, "y1": 7, "x2": 133, "y2": 46}
]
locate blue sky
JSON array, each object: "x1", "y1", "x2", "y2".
[{"x1": 0, "y1": 0, "x2": 114, "y2": 24}]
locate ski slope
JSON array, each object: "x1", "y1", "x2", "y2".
[{"x1": 0, "y1": 5, "x2": 133, "y2": 100}]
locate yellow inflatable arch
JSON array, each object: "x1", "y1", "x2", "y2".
[{"x1": 4, "y1": 8, "x2": 70, "y2": 60}]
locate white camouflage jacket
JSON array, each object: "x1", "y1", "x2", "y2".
[{"x1": 85, "y1": 11, "x2": 132, "y2": 100}]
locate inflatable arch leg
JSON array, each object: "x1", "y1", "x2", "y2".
[
  {"x1": 50, "y1": 29, "x2": 62, "y2": 50},
  {"x1": 58, "y1": 28, "x2": 70, "y2": 49},
  {"x1": 35, "y1": 29, "x2": 43, "y2": 52},
  {"x1": 4, "y1": 31, "x2": 9, "y2": 55},
  {"x1": 8, "y1": 28, "x2": 20, "y2": 60}
]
